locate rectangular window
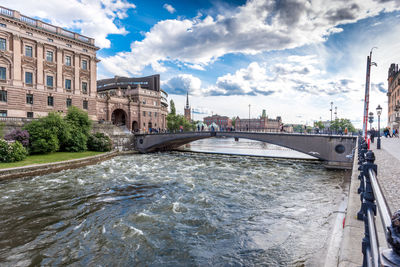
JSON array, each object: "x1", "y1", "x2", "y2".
[
  {"x1": 46, "y1": 51, "x2": 53, "y2": 62},
  {"x1": 27, "y1": 112, "x2": 33, "y2": 118},
  {"x1": 83, "y1": 100, "x2": 88, "y2": 110},
  {"x1": 26, "y1": 94, "x2": 33, "y2": 104},
  {"x1": 48, "y1": 38, "x2": 53, "y2": 42},
  {"x1": 0, "y1": 110, "x2": 7, "y2": 117},
  {"x1": 25, "y1": 45, "x2": 33, "y2": 57},
  {"x1": 0, "y1": 90, "x2": 6, "y2": 102},
  {"x1": 148, "y1": 111, "x2": 151, "y2": 117},
  {"x1": 65, "y1": 79, "x2": 71, "y2": 90},
  {"x1": 0, "y1": 38, "x2": 5, "y2": 50},
  {"x1": 0, "y1": 23, "x2": 6, "y2": 28},
  {"x1": 155, "y1": 112, "x2": 158, "y2": 117},
  {"x1": 25, "y1": 72, "x2": 33, "y2": 85},
  {"x1": 47, "y1": 96, "x2": 54, "y2": 106},
  {"x1": 46, "y1": 75, "x2": 53, "y2": 88},
  {"x1": 65, "y1": 56, "x2": 71, "y2": 66},
  {"x1": 143, "y1": 111, "x2": 146, "y2": 117},
  {"x1": 82, "y1": 82, "x2": 88, "y2": 94},
  {"x1": 82, "y1": 60, "x2": 87, "y2": 70},
  {"x1": 66, "y1": 98, "x2": 72, "y2": 107},
  {"x1": 0, "y1": 67, "x2": 5, "y2": 80}
]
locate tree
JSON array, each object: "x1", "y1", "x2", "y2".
[
  {"x1": 166, "y1": 99, "x2": 193, "y2": 131},
  {"x1": 231, "y1": 117, "x2": 236, "y2": 127},
  {"x1": 314, "y1": 121, "x2": 325, "y2": 130},
  {"x1": 330, "y1": 118, "x2": 356, "y2": 133},
  {"x1": 170, "y1": 99, "x2": 176, "y2": 115}
]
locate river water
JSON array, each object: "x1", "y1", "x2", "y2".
[{"x1": 0, "y1": 138, "x2": 347, "y2": 266}]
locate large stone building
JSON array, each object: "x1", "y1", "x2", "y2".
[
  {"x1": 0, "y1": 6, "x2": 168, "y2": 133},
  {"x1": 235, "y1": 114, "x2": 282, "y2": 132},
  {"x1": 97, "y1": 75, "x2": 168, "y2": 132},
  {"x1": 0, "y1": 6, "x2": 98, "y2": 119},
  {"x1": 388, "y1": 63, "x2": 400, "y2": 130},
  {"x1": 203, "y1": 114, "x2": 232, "y2": 130}
]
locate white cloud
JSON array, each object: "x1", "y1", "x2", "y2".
[
  {"x1": 163, "y1": 3, "x2": 176, "y2": 14},
  {"x1": 2, "y1": 0, "x2": 135, "y2": 48},
  {"x1": 101, "y1": 0, "x2": 400, "y2": 75},
  {"x1": 162, "y1": 74, "x2": 202, "y2": 95}
]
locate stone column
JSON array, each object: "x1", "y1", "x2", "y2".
[
  {"x1": 36, "y1": 42, "x2": 44, "y2": 89},
  {"x1": 12, "y1": 34, "x2": 22, "y2": 86},
  {"x1": 74, "y1": 53, "x2": 80, "y2": 95},
  {"x1": 56, "y1": 48, "x2": 63, "y2": 92},
  {"x1": 90, "y1": 56, "x2": 97, "y2": 97}
]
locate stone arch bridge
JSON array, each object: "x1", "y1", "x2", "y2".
[{"x1": 134, "y1": 132, "x2": 357, "y2": 169}]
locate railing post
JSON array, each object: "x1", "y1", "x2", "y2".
[
  {"x1": 360, "y1": 151, "x2": 378, "y2": 266},
  {"x1": 382, "y1": 210, "x2": 400, "y2": 266}
]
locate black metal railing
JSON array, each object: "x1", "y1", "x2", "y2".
[{"x1": 357, "y1": 137, "x2": 400, "y2": 266}]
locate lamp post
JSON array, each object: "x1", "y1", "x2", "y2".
[
  {"x1": 248, "y1": 104, "x2": 251, "y2": 132},
  {"x1": 330, "y1": 102, "x2": 333, "y2": 133},
  {"x1": 376, "y1": 105, "x2": 382, "y2": 149},
  {"x1": 368, "y1": 112, "x2": 374, "y2": 131}
]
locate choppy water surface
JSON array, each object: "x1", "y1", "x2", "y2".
[{"x1": 0, "y1": 150, "x2": 346, "y2": 266}]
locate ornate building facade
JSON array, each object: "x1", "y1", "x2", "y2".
[
  {"x1": 388, "y1": 63, "x2": 400, "y2": 130},
  {"x1": 0, "y1": 6, "x2": 168, "y2": 133},
  {"x1": 96, "y1": 75, "x2": 168, "y2": 132},
  {"x1": 235, "y1": 114, "x2": 282, "y2": 132},
  {"x1": 0, "y1": 6, "x2": 98, "y2": 119},
  {"x1": 203, "y1": 114, "x2": 232, "y2": 130}
]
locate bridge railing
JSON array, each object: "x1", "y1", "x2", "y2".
[{"x1": 357, "y1": 138, "x2": 400, "y2": 266}]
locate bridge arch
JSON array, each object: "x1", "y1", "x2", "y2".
[{"x1": 134, "y1": 132, "x2": 357, "y2": 169}]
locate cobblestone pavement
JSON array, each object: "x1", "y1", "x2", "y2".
[{"x1": 370, "y1": 137, "x2": 400, "y2": 214}]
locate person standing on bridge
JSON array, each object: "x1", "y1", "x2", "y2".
[{"x1": 370, "y1": 127, "x2": 375, "y2": 143}]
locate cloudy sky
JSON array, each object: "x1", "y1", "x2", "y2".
[{"x1": 4, "y1": 0, "x2": 400, "y2": 127}]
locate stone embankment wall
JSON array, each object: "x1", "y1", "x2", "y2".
[
  {"x1": 0, "y1": 119, "x2": 135, "y2": 151},
  {"x1": 0, "y1": 150, "x2": 120, "y2": 181}
]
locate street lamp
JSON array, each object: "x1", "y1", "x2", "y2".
[
  {"x1": 376, "y1": 105, "x2": 382, "y2": 149},
  {"x1": 330, "y1": 102, "x2": 333, "y2": 133},
  {"x1": 248, "y1": 104, "x2": 251, "y2": 132},
  {"x1": 368, "y1": 112, "x2": 374, "y2": 131}
]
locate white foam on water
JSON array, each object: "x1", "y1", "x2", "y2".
[
  {"x1": 102, "y1": 225, "x2": 106, "y2": 234},
  {"x1": 172, "y1": 202, "x2": 180, "y2": 213},
  {"x1": 83, "y1": 230, "x2": 90, "y2": 238},
  {"x1": 74, "y1": 219, "x2": 86, "y2": 230},
  {"x1": 129, "y1": 226, "x2": 144, "y2": 236},
  {"x1": 138, "y1": 212, "x2": 150, "y2": 217},
  {"x1": 77, "y1": 179, "x2": 84, "y2": 185}
]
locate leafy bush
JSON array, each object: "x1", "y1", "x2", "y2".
[
  {"x1": 4, "y1": 129, "x2": 30, "y2": 147},
  {"x1": 88, "y1": 133, "x2": 112, "y2": 152},
  {"x1": 62, "y1": 126, "x2": 87, "y2": 152},
  {"x1": 0, "y1": 139, "x2": 28, "y2": 162},
  {"x1": 24, "y1": 118, "x2": 61, "y2": 154},
  {"x1": 65, "y1": 106, "x2": 91, "y2": 135},
  {"x1": 24, "y1": 108, "x2": 93, "y2": 154}
]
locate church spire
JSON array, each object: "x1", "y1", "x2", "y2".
[
  {"x1": 185, "y1": 91, "x2": 190, "y2": 108},
  {"x1": 184, "y1": 91, "x2": 191, "y2": 122}
]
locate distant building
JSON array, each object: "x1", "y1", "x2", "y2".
[
  {"x1": 184, "y1": 91, "x2": 191, "y2": 122},
  {"x1": 203, "y1": 114, "x2": 232, "y2": 130},
  {"x1": 97, "y1": 75, "x2": 168, "y2": 132},
  {"x1": 388, "y1": 63, "x2": 400, "y2": 130},
  {"x1": 235, "y1": 113, "x2": 282, "y2": 132}
]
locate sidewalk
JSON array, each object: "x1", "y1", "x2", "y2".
[{"x1": 370, "y1": 137, "x2": 400, "y2": 213}]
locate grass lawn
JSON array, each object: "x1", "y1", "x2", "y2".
[{"x1": 0, "y1": 151, "x2": 106, "y2": 169}]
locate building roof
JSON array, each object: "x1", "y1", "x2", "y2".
[{"x1": 97, "y1": 75, "x2": 161, "y2": 92}]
